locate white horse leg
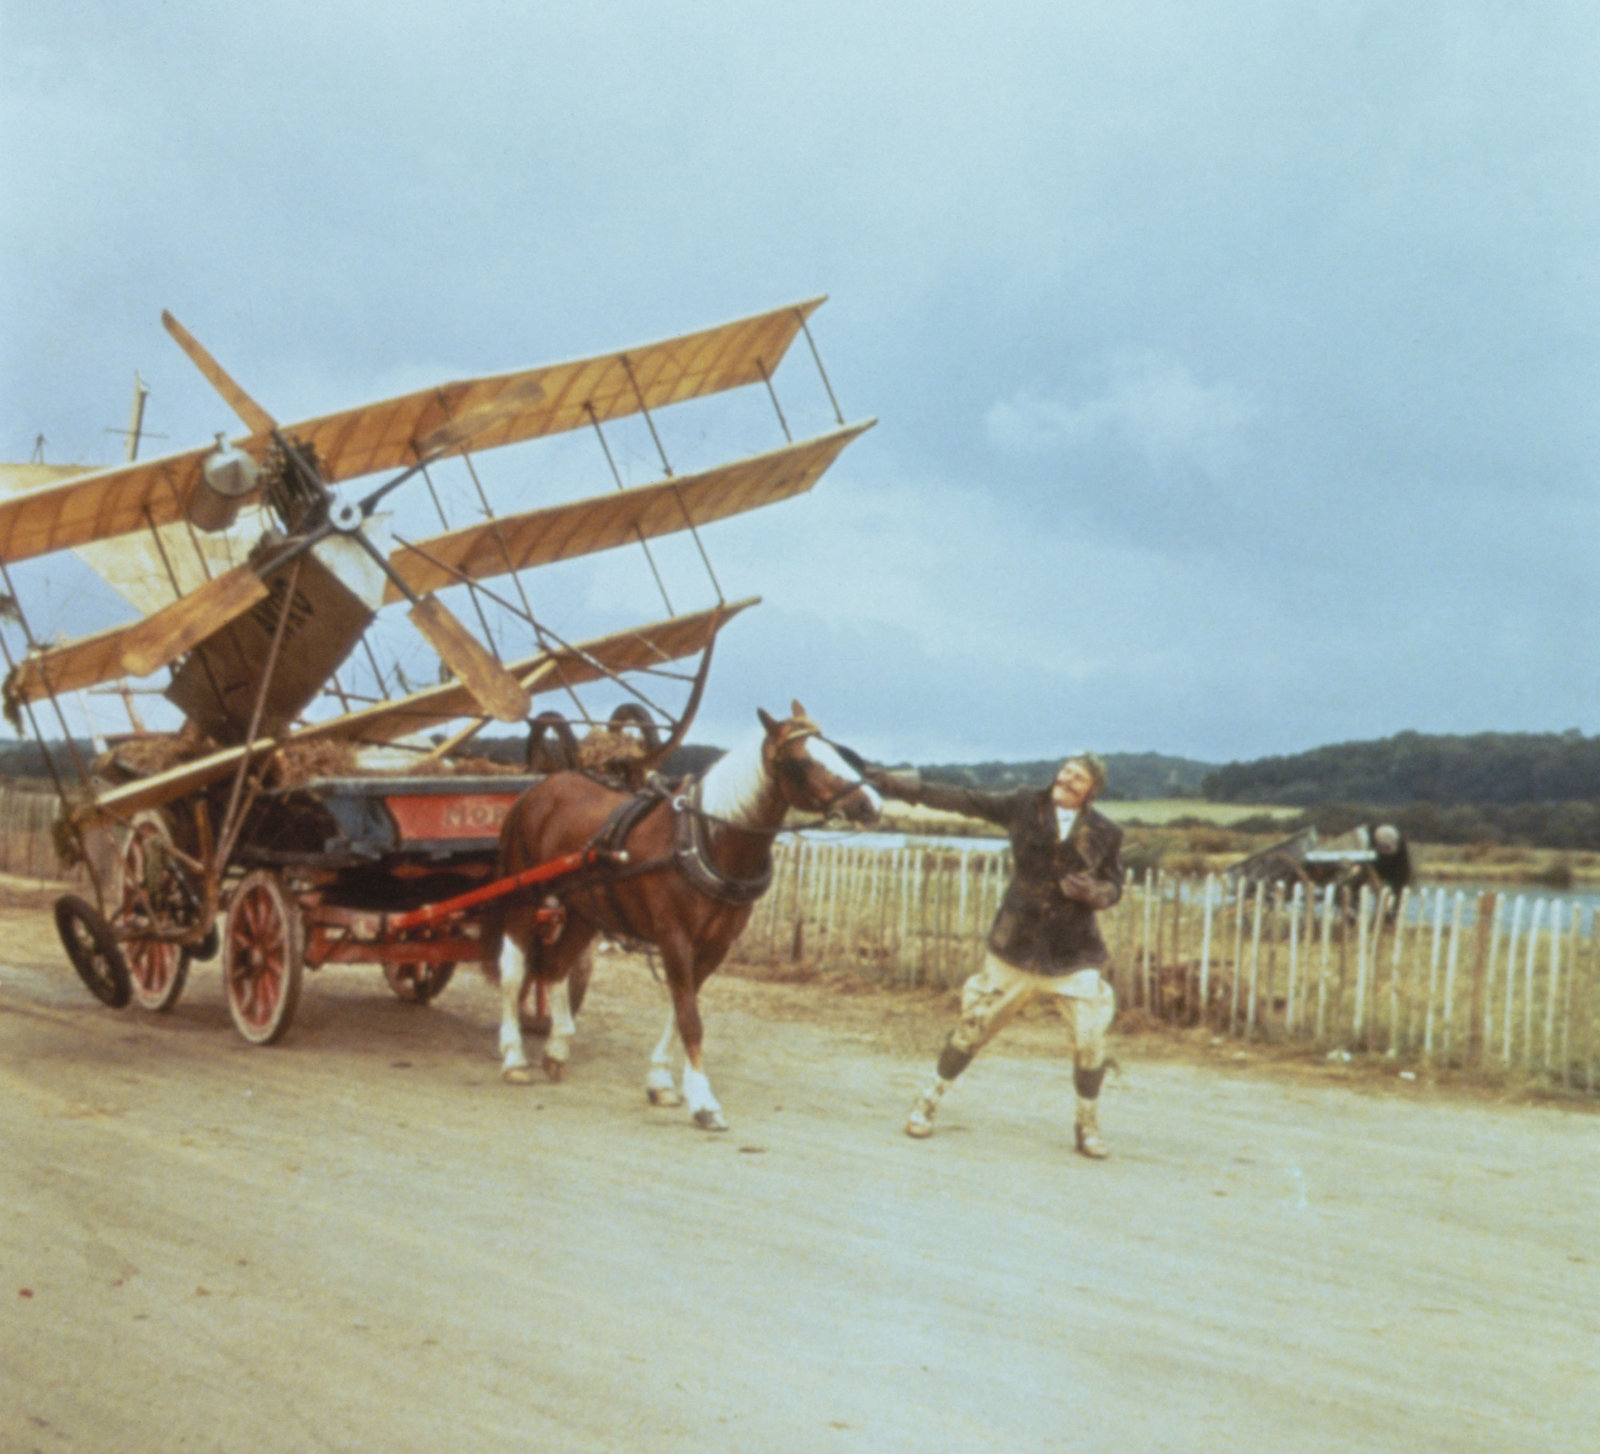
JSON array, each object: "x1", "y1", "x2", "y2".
[
  {"x1": 498, "y1": 938, "x2": 532, "y2": 1084},
  {"x1": 645, "y1": 1004, "x2": 683, "y2": 1106},
  {"x1": 681, "y1": 1052, "x2": 727, "y2": 1132},
  {"x1": 541, "y1": 976, "x2": 577, "y2": 1082}
]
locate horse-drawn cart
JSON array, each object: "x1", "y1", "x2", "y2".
[
  {"x1": 82, "y1": 771, "x2": 625, "y2": 1044},
  {"x1": 6, "y1": 298, "x2": 874, "y2": 1047}
]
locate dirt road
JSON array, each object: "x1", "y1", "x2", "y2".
[{"x1": 3, "y1": 901, "x2": 1597, "y2": 1453}]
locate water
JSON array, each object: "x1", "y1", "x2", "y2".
[{"x1": 795, "y1": 827, "x2": 1600, "y2": 930}]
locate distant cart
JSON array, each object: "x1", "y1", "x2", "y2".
[{"x1": 1225, "y1": 823, "x2": 1409, "y2": 896}]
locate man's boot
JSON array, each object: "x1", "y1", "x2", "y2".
[
  {"x1": 1074, "y1": 1096, "x2": 1109, "y2": 1159},
  {"x1": 905, "y1": 1078, "x2": 948, "y2": 1138}
]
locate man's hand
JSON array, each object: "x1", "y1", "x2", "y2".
[{"x1": 1058, "y1": 872, "x2": 1118, "y2": 908}]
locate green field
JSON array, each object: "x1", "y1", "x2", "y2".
[{"x1": 879, "y1": 798, "x2": 1299, "y2": 838}]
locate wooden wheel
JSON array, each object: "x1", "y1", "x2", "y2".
[
  {"x1": 54, "y1": 895, "x2": 132, "y2": 1009},
  {"x1": 382, "y1": 959, "x2": 456, "y2": 1004},
  {"x1": 118, "y1": 812, "x2": 194, "y2": 1012},
  {"x1": 222, "y1": 870, "x2": 304, "y2": 1045}
]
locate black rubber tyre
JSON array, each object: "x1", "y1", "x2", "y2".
[
  {"x1": 525, "y1": 710, "x2": 579, "y2": 771},
  {"x1": 606, "y1": 702, "x2": 661, "y2": 751},
  {"x1": 54, "y1": 895, "x2": 132, "y2": 1009}
]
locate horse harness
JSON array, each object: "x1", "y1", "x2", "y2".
[{"x1": 570, "y1": 775, "x2": 775, "y2": 944}]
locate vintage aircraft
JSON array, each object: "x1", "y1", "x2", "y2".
[{"x1": 0, "y1": 299, "x2": 873, "y2": 1034}]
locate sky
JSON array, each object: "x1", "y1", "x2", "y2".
[{"x1": 2, "y1": 1, "x2": 1597, "y2": 769}]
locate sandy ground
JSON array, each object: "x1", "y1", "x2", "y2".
[{"x1": 2, "y1": 896, "x2": 1598, "y2": 1454}]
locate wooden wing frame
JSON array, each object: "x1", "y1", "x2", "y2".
[{"x1": 74, "y1": 598, "x2": 754, "y2": 825}]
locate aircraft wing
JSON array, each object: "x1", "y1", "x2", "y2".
[
  {"x1": 0, "y1": 444, "x2": 222, "y2": 566},
  {"x1": 384, "y1": 422, "x2": 872, "y2": 600},
  {"x1": 301, "y1": 298, "x2": 826, "y2": 482},
  {"x1": 0, "y1": 298, "x2": 826, "y2": 565},
  {"x1": 3, "y1": 564, "x2": 268, "y2": 709},
  {"x1": 74, "y1": 597, "x2": 753, "y2": 823}
]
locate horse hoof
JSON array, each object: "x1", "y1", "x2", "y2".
[
  {"x1": 693, "y1": 1108, "x2": 729, "y2": 1132},
  {"x1": 502, "y1": 1066, "x2": 533, "y2": 1085},
  {"x1": 542, "y1": 1056, "x2": 566, "y2": 1083},
  {"x1": 647, "y1": 1086, "x2": 685, "y2": 1108}
]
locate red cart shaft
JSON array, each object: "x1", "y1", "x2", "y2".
[{"x1": 384, "y1": 847, "x2": 624, "y2": 933}]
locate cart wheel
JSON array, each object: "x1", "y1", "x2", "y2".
[
  {"x1": 607, "y1": 702, "x2": 661, "y2": 751},
  {"x1": 223, "y1": 870, "x2": 303, "y2": 1045},
  {"x1": 118, "y1": 812, "x2": 193, "y2": 1012},
  {"x1": 382, "y1": 960, "x2": 456, "y2": 1004},
  {"x1": 54, "y1": 895, "x2": 132, "y2": 1009}
]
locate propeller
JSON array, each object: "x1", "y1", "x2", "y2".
[{"x1": 163, "y1": 313, "x2": 534, "y2": 724}]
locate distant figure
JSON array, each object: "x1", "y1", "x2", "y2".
[
  {"x1": 1361, "y1": 822, "x2": 1413, "y2": 900},
  {"x1": 868, "y1": 753, "x2": 1123, "y2": 1158}
]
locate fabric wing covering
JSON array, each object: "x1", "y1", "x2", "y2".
[
  {"x1": 384, "y1": 422, "x2": 872, "y2": 600},
  {"x1": 0, "y1": 299, "x2": 825, "y2": 564}
]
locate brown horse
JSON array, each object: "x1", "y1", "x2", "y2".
[{"x1": 493, "y1": 701, "x2": 881, "y2": 1129}]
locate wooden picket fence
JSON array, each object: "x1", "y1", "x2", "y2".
[
  {"x1": 0, "y1": 782, "x2": 77, "y2": 883},
  {"x1": 726, "y1": 838, "x2": 1600, "y2": 1093},
  {"x1": 4, "y1": 781, "x2": 1595, "y2": 1091}
]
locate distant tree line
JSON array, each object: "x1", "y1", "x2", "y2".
[
  {"x1": 1198, "y1": 730, "x2": 1600, "y2": 851},
  {"x1": 1202, "y1": 729, "x2": 1600, "y2": 807}
]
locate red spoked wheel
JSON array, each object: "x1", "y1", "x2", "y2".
[
  {"x1": 118, "y1": 812, "x2": 194, "y2": 1012},
  {"x1": 222, "y1": 870, "x2": 304, "y2": 1045}
]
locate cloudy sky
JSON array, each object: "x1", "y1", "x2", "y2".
[{"x1": 3, "y1": 1, "x2": 1596, "y2": 768}]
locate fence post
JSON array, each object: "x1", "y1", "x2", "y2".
[
  {"x1": 1244, "y1": 880, "x2": 1265, "y2": 1038},
  {"x1": 1285, "y1": 881, "x2": 1303, "y2": 1034},
  {"x1": 1500, "y1": 897, "x2": 1526, "y2": 1067},
  {"x1": 1198, "y1": 875, "x2": 1215, "y2": 1025},
  {"x1": 1423, "y1": 889, "x2": 1443, "y2": 1059},
  {"x1": 1352, "y1": 886, "x2": 1372, "y2": 1047},
  {"x1": 1521, "y1": 898, "x2": 1542, "y2": 1071},
  {"x1": 1441, "y1": 891, "x2": 1465, "y2": 1063},
  {"x1": 1387, "y1": 888, "x2": 1408, "y2": 1056},
  {"x1": 1467, "y1": 892, "x2": 1496, "y2": 1066},
  {"x1": 1543, "y1": 901, "x2": 1562, "y2": 1076}
]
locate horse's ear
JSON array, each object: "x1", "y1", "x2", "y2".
[
  {"x1": 757, "y1": 707, "x2": 779, "y2": 735},
  {"x1": 790, "y1": 699, "x2": 806, "y2": 719}
]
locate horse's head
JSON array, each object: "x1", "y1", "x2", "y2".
[{"x1": 757, "y1": 700, "x2": 882, "y2": 825}]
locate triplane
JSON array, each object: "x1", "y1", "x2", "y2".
[{"x1": 1, "y1": 300, "x2": 874, "y2": 1072}]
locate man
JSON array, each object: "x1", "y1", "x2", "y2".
[{"x1": 871, "y1": 754, "x2": 1123, "y2": 1158}]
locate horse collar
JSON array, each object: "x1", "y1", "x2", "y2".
[{"x1": 673, "y1": 779, "x2": 774, "y2": 905}]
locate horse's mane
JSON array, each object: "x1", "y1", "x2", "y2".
[{"x1": 697, "y1": 727, "x2": 772, "y2": 825}]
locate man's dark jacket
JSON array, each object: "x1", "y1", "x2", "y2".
[{"x1": 892, "y1": 780, "x2": 1124, "y2": 974}]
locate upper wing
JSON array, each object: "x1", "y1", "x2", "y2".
[
  {"x1": 302, "y1": 299, "x2": 825, "y2": 482},
  {"x1": 384, "y1": 422, "x2": 873, "y2": 600},
  {"x1": 0, "y1": 298, "x2": 826, "y2": 565},
  {"x1": 0, "y1": 444, "x2": 220, "y2": 566}
]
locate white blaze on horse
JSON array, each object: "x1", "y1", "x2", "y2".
[{"x1": 492, "y1": 701, "x2": 881, "y2": 1129}]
